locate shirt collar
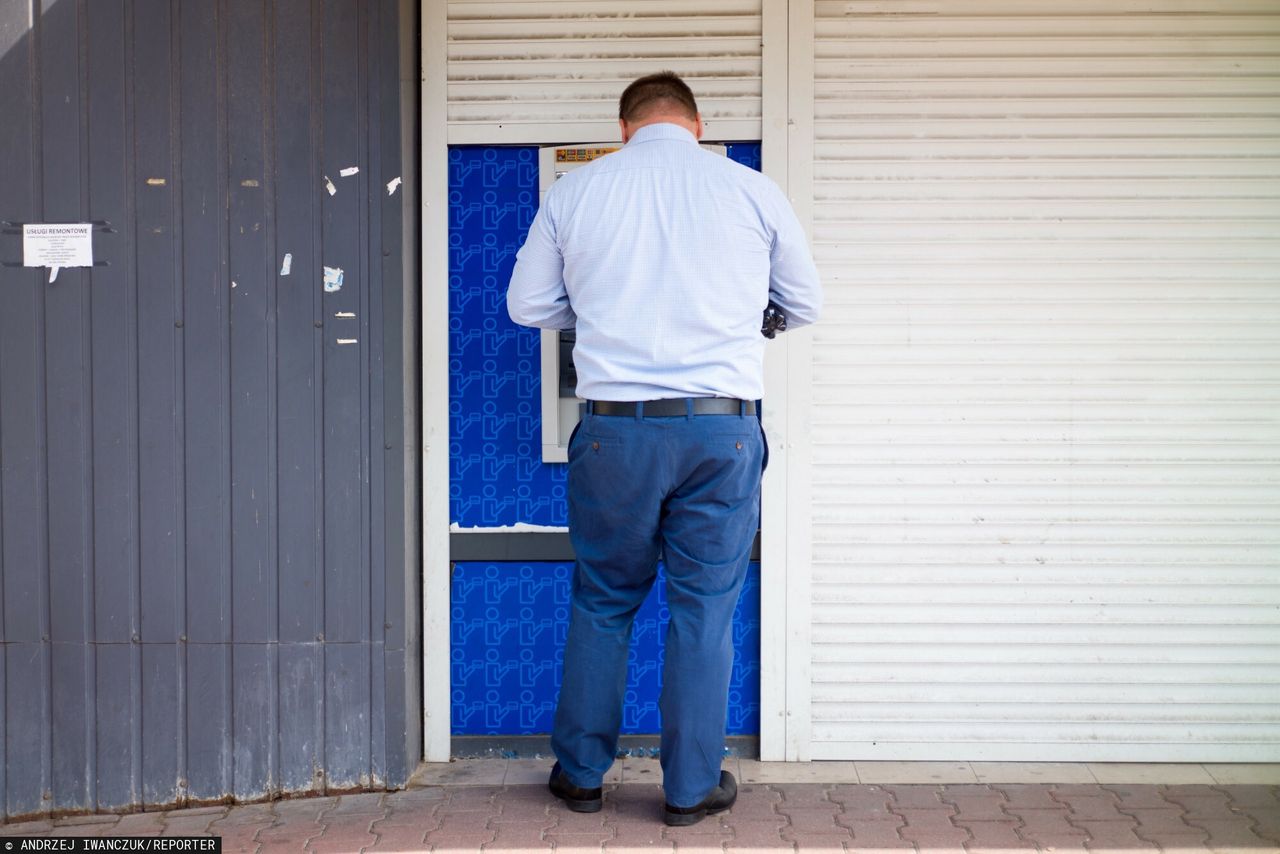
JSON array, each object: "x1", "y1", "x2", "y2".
[{"x1": 625, "y1": 122, "x2": 699, "y2": 147}]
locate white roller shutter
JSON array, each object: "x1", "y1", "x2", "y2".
[
  {"x1": 446, "y1": 0, "x2": 763, "y2": 143},
  {"x1": 808, "y1": 0, "x2": 1280, "y2": 761}
]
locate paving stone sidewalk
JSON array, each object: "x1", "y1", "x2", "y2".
[{"x1": 2, "y1": 780, "x2": 1278, "y2": 853}]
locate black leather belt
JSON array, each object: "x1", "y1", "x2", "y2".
[{"x1": 588, "y1": 398, "x2": 756, "y2": 417}]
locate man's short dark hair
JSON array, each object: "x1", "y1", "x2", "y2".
[{"x1": 618, "y1": 72, "x2": 699, "y2": 123}]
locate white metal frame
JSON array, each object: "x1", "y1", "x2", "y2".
[
  {"x1": 759, "y1": 0, "x2": 816, "y2": 762},
  {"x1": 421, "y1": 0, "x2": 451, "y2": 762},
  {"x1": 784, "y1": 0, "x2": 816, "y2": 764},
  {"x1": 420, "y1": 0, "x2": 815, "y2": 762},
  {"x1": 449, "y1": 120, "x2": 761, "y2": 147},
  {"x1": 758, "y1": 0, "x2": 790, "y2": 762}
]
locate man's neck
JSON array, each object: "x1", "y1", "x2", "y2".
[{"x1": 620, "y1": 113, "x2": 703, "y2": 144}]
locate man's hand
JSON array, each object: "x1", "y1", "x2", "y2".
[{"x1": 761, "y1": 302, "x2": 788, "y2": 339}]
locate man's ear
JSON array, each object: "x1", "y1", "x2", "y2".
[
  {"x1": 694, "y1": 113, "x2": 704, "y2": 140},
  {"x1": 619, "y1": 118, "x2": 631, "y2": 144}
]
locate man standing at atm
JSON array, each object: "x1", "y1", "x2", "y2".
[{"x1": 507, "y1": 72, "x2": 821, "y2": 826}]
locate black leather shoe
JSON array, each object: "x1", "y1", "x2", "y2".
[
  {"x1": 663, "y1": 770, "x2": 737, "y2": 826},
  {"x1": 548, "y1": 762, "x2": 603, "y2": 813}
]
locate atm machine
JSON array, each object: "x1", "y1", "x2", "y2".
[{"x1": 537, "y1": 142, "x2": 728, "y2": 463}]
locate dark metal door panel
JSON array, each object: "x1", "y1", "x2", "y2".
[{"x1": 0, "y1": 0, "x2": 418, "y2": 819}]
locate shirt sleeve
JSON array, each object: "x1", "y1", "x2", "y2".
[
  {"x1": 506, "y1": 197, "x2": 578, "y2": 331},
  {"x1": 766, "y1": 186, "x2": 823, "y2": 330}
]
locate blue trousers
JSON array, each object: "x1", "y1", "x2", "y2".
[{"x1": 551, "y1": 406, "x2": 764, "y2": 807}]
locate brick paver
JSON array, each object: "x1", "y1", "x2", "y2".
[
  {"x1": 1071, "y1": 818, "x2": 1160, "y2": 851},
  {"x1": 160, "y1": 814, "x2": 225, "y2": 837},
  {"x1": 828, "y1": 785, "x2": 896, "y2": 821},
  {"x1": 893, "y1": 808, "x2": 970, "y2": 850},
  {"x1": 1186, "y1": 818, "x2": 1280, "y2": 851},
  {"x1": 321, "y1": 793, "x2": 387, "y2": 824},
  {"x1": 840, "y1": 817, "x2": 912, "y2": 849},
  {"x1": 1100, "y1": 783, "x2": 1175, "y2": 810},
  {"x1": 309, "y1": 829, "x2": 379, "y2": 854},
  {"x1": 1053, "y1": 789, "x2": 1129, "y2": 821},
  {"x1": 1, "y1": 778, "x2": 1277, "y2": 852},
  {"x1": 111, "y1": 811, "x2": 167, "y2": 836},
  {"x1": 1007, "y1": 807, "x2": 1091, "y2": 850},
  {"x1": 777, "y1": 806, "x2": 853, "y2": 846},
  {"x1": 882, "y1": 784, "x2": 953, "y2": 811},
  {"x1": 207, "y1": 803, "x2": 275, "y2": 854},
  {"x1": 255, "y1": 799, "x2": 328, "y2": 851},
  {"x1": 959, "y1": 818, "x2": 1033, "y2": 852},
  {"x1": 604, "y1": 821, "x2": 671, "y2": 851},
  {"x1": 366, "y1": 824, "x2": 431, "y2": 853},
  {"x1": 939, "y1": 786, "x2": 1008, "y2": 819},
  {"x1": 992, "y1": 783, "x2": 1062, "y2": 810}
]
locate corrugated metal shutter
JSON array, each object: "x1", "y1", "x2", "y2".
[
  {"x1": 808, "y1": 0, "x2": 1280, "y2": 761},
  {"x1": 0, "y1": 0, "x2": 418, "y2": 816},
  {"x1": 446, "y1": 0, "x2": 763, "y2": 143}
]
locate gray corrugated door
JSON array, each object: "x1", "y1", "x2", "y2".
[{"x1": 0, "y1": 0, "x2": 420, "y2": 818}]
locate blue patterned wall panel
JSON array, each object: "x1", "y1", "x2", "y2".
[
  {"x1": 724, "y1": 142, "x2": 761, "y2": 173},
  {"x1": 451, "y1": 561, "x2": 761, "y2": 736},
  {"x1": 449, "y1": 143, "x2": 764, "y2": 736},
  {"x1": 449, "y1": 143, "x2": 764, "y2": 529},
  {"x1": 448, "y1": 146, "x2": 565, "y2": 528}
]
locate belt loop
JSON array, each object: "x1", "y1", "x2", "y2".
[
  {"x1": 686, "y1": 398, "x2": 694, "y2": 420},
  {"x1": 586, "y1": 400, "x2": 594, "y2": 416},
  {"x1": 739, "y1": 399, "x2": 746, "y2": 417},
  {"x1": 635, "y1": 401, "x2": 644, "y2": 421}
]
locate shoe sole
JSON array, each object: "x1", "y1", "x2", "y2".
[
  {"x1": 662, "y1": 802, "x2": 732, "y2": 827},
  {"x1": 550, "y1": 787, "x2": 602, "y2": 813},
  {"x1": 561, "y1": 797, "x2": 602, "y2": 813},
  {"x1": 663, "y1": 807, "x2": 706, "y2": 827}
]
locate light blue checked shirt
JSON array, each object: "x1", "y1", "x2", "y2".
[{"x1": 507, "y1": 123, "x2": 822, "y2": 402}]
